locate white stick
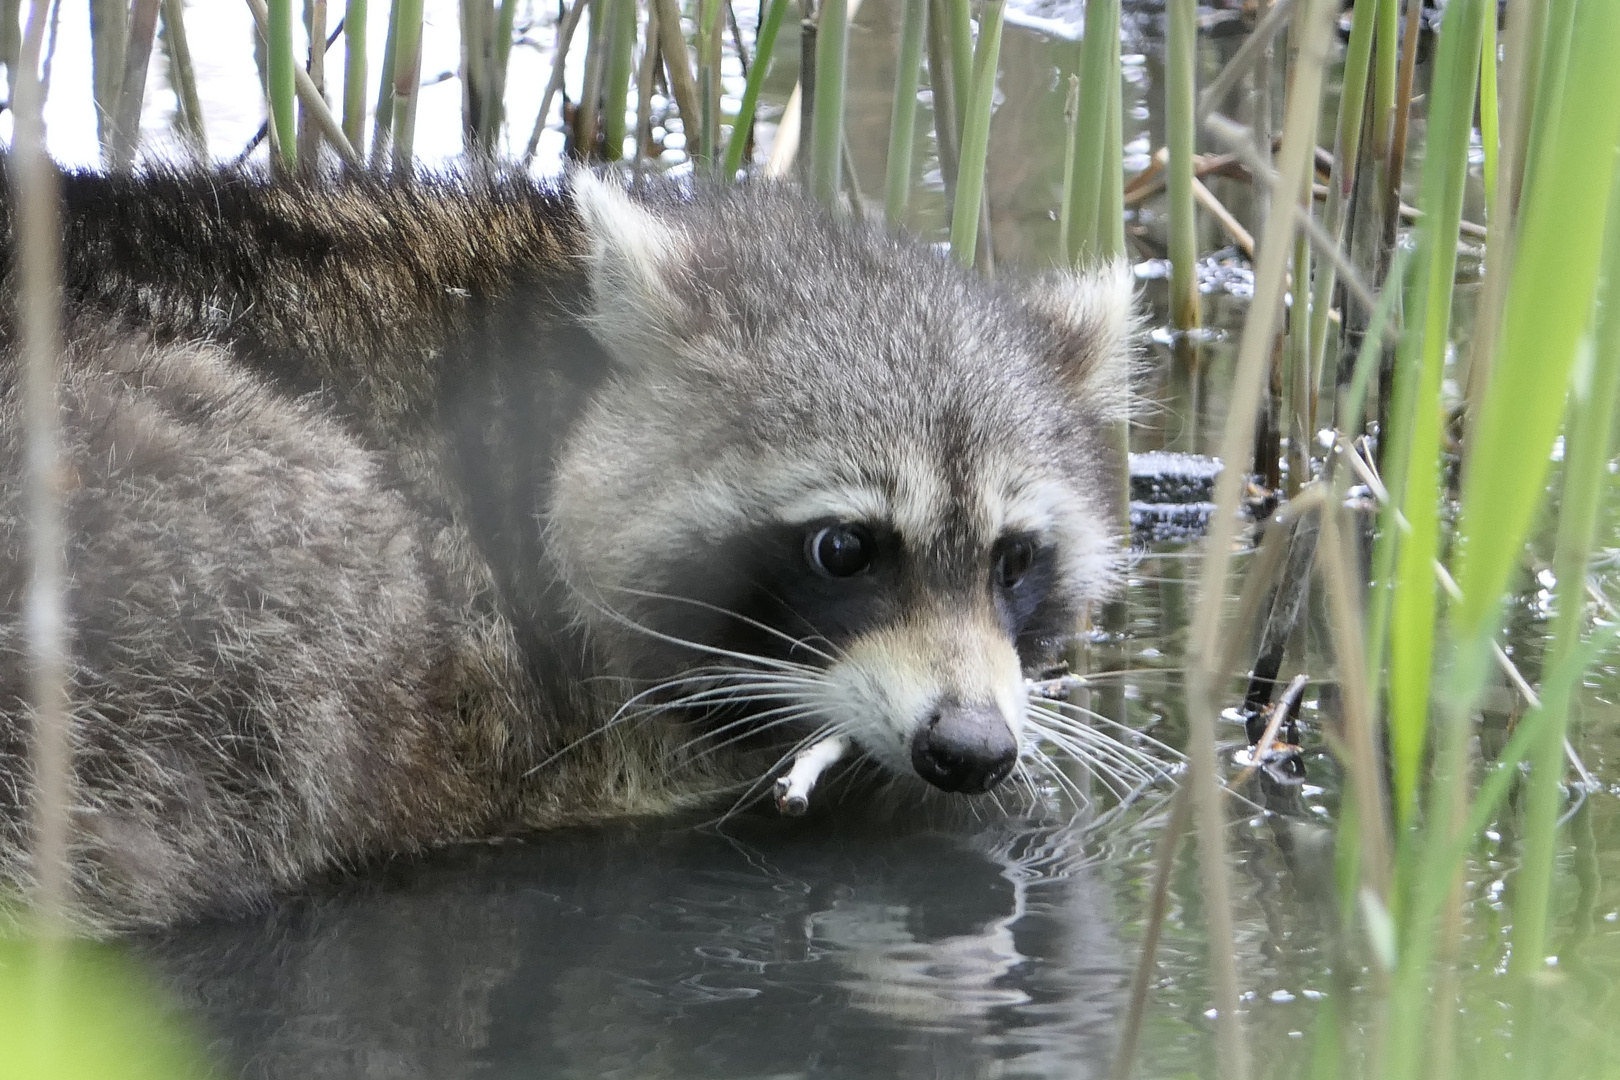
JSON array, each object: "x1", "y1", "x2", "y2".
[{"x1": 774, "y1": 735, "x2": 849, "y2": 816}]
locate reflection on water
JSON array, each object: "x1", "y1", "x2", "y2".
[{"x1": 137, "y1": 813, "x2": 1139, "y2": 1079}]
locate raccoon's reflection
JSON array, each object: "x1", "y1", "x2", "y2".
[{"x1": 137, "y1": 817, "x2": 1130, "y2": 1079}]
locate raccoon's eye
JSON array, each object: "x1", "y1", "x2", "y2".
[
  {"x1": 807, "y1": 524, "x2": 875, "y2": 578},
  {"x1": 995, "y1": 537, "x2": 1037, "y2": 590}
]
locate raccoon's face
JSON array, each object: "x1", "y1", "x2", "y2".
[{"x1": 548, "y1": 171, "x2": 1135, "y2": 798}]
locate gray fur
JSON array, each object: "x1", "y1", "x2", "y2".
[{"x1": 0, "y1": 167, "x2": 1134, "y2": 933}]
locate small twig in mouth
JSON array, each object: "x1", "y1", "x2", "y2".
[{"x1": 774, "y1": 735, "x2": 850, "y2": 816}]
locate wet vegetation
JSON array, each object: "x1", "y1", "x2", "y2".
[{"x1": 6, "y1": 0, "x2": 1620, "y2": 1077}]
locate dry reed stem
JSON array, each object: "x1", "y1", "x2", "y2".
[
  {"x1": 109, "y1": 0, "x2": 161, "y2": 169},
  {"x1": 13, "y1": 0, "x2": 68, "y2": 944},
  {"x1": 522, "y1": 0, "x2": 592, "y2": 163},
  {"x1": 1183, "y1": 2, "x2": 1336, "y2": 1075}
]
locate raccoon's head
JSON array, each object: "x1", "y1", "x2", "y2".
[{"x1": 548, "y1": 170, "x2": 1135, "y2": 799}]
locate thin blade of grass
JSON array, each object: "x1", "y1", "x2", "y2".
[{"x1": 721, "y1": 0, "x2": 790, "y2": 177}]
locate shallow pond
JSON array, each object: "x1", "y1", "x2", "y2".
[{"x1": 57, "y1": 0, "x2": 1620, "y2": 1075}]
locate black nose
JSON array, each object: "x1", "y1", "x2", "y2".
[{"x1": 910, "y1": 700, "x2": 1018, "y2": 794}]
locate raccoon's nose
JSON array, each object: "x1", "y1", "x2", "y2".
[{"x1": 910, "y1": 701, "x2": 1018, "y2": 794}]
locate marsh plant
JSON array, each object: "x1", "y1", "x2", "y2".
[{"x1": 5, "y1": 0, "x2": 1620, "y2": 1077}]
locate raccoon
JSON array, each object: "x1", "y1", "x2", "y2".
[{"x1": 0, "y1": 167, "x2": 1136, "y2": 933}]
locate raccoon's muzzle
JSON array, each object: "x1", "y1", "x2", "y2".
[{"x1": 909, "y1": 697, "x2": 1018, "y2": 794}]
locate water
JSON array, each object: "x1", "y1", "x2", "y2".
[{"x1": 30, "y1": 0, "x2": 1620, "y2": 1075}]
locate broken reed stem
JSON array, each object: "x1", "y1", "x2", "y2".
[
  {"x1": 1184, "y1": 3, "x2": 1336, "y2": 1076},
  {"x1": 13, "y1": 0, "x2": 69, "y2": 947},
  {"x1": 948, "y1": 0, "x2": 1003, "y2": 267},
  {"x1": 343, "y1": 0, "x2": 368, "y2": 151},
  {"x1": 160, "y1": 0, "x2": 207, "y2": 156},
  {"x1": 109, "y1": 0, "x2": 161, "y2": 170}
]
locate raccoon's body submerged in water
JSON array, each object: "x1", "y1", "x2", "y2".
[{"x1": 0, "y1": 168, "x2": 1136, "y2": 933}]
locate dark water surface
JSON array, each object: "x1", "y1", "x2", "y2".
[{"x1": 123, "y1": 2, "x2": 1620, "y2": 1077}]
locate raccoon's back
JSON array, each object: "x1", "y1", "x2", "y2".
[{"x1": 0, "y1": 317, "x2": 508, "y2": 932}]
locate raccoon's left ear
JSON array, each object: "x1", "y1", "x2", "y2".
[
  {"x1": 569, "y1": 167, "x2": 699, "y2": 362},
  {"x1": 1022, "y1": 259, "x2": 1137, "y2": 423}
]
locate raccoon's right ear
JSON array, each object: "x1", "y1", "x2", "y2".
[
  {"x1": 569, "y1": 167, "x2": 699, "y2": 362},
  {"x1": 1022, "y1": 259, "x2": 1138, "y2": 423}
]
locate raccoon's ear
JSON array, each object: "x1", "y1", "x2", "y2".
[
  {"x1": 1023, "y1": 259, "x2": 1137, "y2": 423},
  {"x1": 569, "y1": 167, "x2": 697, "y2": 361}
]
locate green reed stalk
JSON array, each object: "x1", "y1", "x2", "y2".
[
  {"x1": 1452, "y1": 0, "x2": 1620, "y2": 704},
  {"x1": 1064, "y1": 0, "x2": 1118, "y2": 263},
  {"x1": 1371, "y1": 0, "x2": 1397, "y2": 154},
  {"x1": 810, "y1": 0, "x2": 850, "y2": 207},
  {"x1": 490, "y1": 0, "x2": 518, "y2": 143},
  {"x1": 695, "y1": 0, "x2": 724, "y2": 167},
  {"x1": 1057, "y1": 74, "x2": 1078, "y2": 253},
  {"x1": 389, "y1": 0, "x2": 425, "y2": 171},
  {"x1": 721, "y1": 0, "x2": 789, "y2": 177},
  {"x1": 1098, "y1": 31, "x2": 1123, "y2": 260},
  {"x1": 1380, "y1": 0, "x2": 1485, "y2": 835},
  {"x1": 1510, "y1": 163, "x2": 1620, "y2": 1067},
  {"x1": 460, "y1": 0, "x2": 492, "y2": 153},
  {"x1": 371, "y1": 0, "x2": 400, "y2": 165},
  {"x1": 600, "y1": 0, "x2": 637, "y2": 159},
  {"x1": 1520, "y1": 0, "x2": 1575, "y2": 209},
  {"x1": 944, "y1": 0, "x2": 970, "y2": 135},
  {"x1": 576, "y1": 0, "x2": 608, "y2": 157},
  {"x1": 1382, "y1": 4, "x2": 1620, "y2": 1074},
  {"x1": 948, "y1": 0, "x2": 1003, "y2": 267},
  {"x1": 343, "y1": 0, "x2": 368, "y2": 151},
  {"x1": 160, "y1": 0, "x2": 206, "y2": 156},
  {"x1": 267, "y1": 0, "x2": 299, "y2": 172},
  {"x1": 1463, "y1": 0, "x2": 1548, "y2": 459},
  {"x1": 882, "y1": 0, "x2": 926, "y2": 224},
  {"x1": 1479, "y1": 13, "x2": 1497, "y2": 211},
  {"x1": 1167, "y1": 0, "x2": 1197, "y2": 331},
  {"x1": 1304, "y1": 0, "x2": 1376, "y2": 409}
]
